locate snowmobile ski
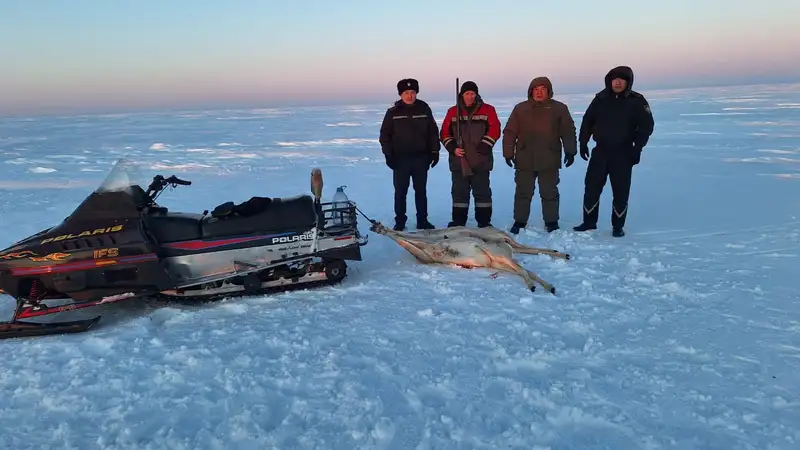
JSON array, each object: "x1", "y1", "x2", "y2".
[
  {"x1": 13, "y1": 291, "x2": 143, "y2": 320},
  {"x1": 0, "y1": 316, "x2": 101, "y2": 340}
]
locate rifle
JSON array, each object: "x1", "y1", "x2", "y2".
[{"x1": 455, "y1": 77, "x2": 473, "y2": 177}]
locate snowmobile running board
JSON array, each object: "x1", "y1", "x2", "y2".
[{"x1": 159, "y1": 267, "x2": 330, "y2": 298}]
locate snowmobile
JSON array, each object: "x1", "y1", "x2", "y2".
[{"x1": 0, "y1": 159, "x2": 367, "y2": 339}]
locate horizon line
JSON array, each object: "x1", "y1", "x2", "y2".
[{"x1": 2, "y1": 79, "x2": 799, "y2": 120}]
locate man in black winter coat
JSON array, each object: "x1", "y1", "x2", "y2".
[
  {"x1": 573, "y1": 66, "x2": 655, "y2": 237},
  {"x1": 379, "y1": 78, "x2": 441, "y2": 231}
]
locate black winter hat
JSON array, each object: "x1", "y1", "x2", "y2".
[
  {"x1": 397, "y1": 78, "x2": 419, "y2": 95},
  {"x1": 460, "y1": 81, "x2": 479, "y2": 95}
]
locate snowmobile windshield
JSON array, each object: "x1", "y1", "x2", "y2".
[
  {"x1": 94, "y1": 158, "x2": 149, "y2": 194},
  {"x1": 64, "y1": 158, "x2": 152, "y2": 221}
]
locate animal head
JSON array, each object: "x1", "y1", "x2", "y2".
[{"x1": 369, "y1": 221, "x2": 388, "y2": 235}]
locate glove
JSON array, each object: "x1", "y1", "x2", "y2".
[
  {"x1": 385, "y1": 154, "x2": 396, "y2": 170},
  {"x1": 564, "y1": 153, "x2": 574, "y2": 168},
  {"x1": 579, "y1": 143, "x2": 589, "y2": 161},
  {"x1": 505, "y1": 157, "x2": 515, "y2": 168},
  {"x1": 476, "y1": 142, "x2": 491, "y2": 155},
  {"x1": 430, "y1": 152, "x2": 439, "y2": 168}
]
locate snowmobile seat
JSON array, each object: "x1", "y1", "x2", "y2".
[
  {"x1": 143, "y1": 212, "x2": 204, "y2": 243},
  {"x1": 210, "y1": 196, "x2": 273, "y2": 219},
  {"x1": 201, "y1": 194, "x2": 317, "y2": 239}
]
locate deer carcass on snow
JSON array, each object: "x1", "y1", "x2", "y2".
[
  {"x1": 370, "y1": 221, "x2": 563, "y2": 294},
  {"x1": 383, "y1": 225, "x2": 570, "y2": 260}
]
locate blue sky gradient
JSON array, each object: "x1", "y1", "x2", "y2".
[{"x1": 2, "y1": 0, "x2": 799, "y2": 116}]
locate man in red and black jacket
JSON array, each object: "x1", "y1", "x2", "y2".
[{"x1": 440, "y1": 81, "x2": 501, "y2": 228}]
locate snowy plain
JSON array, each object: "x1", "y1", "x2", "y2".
[{"x1": 0, "y1": 82, "x2": 799, "y2": 449}]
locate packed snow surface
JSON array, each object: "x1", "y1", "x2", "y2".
[{"x1": 0, "y1": 83, "x2": 799, "y2": 449}]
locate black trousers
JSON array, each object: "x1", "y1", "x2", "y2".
[
  {"x1": 393, "y1": 155, "x2": 430, "y2": 224},
  {"x1": 581, "y1": 148, "x2": 634, "y2": 229},
  {"x1": 450, "y1": 169, "x2": 492, "y2": 227}
]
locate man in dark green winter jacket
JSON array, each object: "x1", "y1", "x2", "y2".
[{"x1": 502, "y1": 77, "x2": 577, "y2": 234}]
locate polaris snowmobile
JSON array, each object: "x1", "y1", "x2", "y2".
[{"x1": 0, "y1": 159, "x2": 367, "y2": 339}]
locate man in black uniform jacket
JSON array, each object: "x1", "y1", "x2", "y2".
[
  {"x1": 573, "y1": 66, "x2": 655, "y2": 237},
  {"x1": 379, "y1": 78, "x2": 440, "y2": 231}
]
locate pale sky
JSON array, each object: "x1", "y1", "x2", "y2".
[{"x1": 1, "y1": 0, "x2": 798, "y2": 116}]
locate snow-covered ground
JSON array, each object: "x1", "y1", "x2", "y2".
[{"x1": 0, "y1": 83, "x2": 799, "y2": 449}]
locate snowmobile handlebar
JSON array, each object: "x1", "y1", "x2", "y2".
[
  {"x1": 147, "y1": 174, "x2": 192, "y2": 190},
  {"x1": 145, "y1": 174, "x2": 192, "y2": 202},
  {"x1": 164, "y1": 175, "x2": 191, "y2": 186}
]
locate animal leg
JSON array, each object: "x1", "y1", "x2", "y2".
[
  {"x1": 493, "y1": 253, "x2": 557, "y2": 295},
  {"x1": 506, "y1": 240, "x2": 570, "y2": 260},
  {"x1": 481, "y1": 249, "x2": 539, "y2": 292},
  {"x1": 396, "y1": 241, "x2": 436, "y2": 264},
  {"x1": 476, "y1": 227, "x2": 570, "y2": 260},
  {"x1": 523, "y1": 267, "x2": 556, "y2": 295}
]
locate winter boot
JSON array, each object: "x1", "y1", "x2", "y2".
[
  {"x1": 416, "y1": 219, "x2": 435, "y2": 230},
  {"x1": 612, "y1": 227, "x2": 625, "y2": 237},
  {"x1": 447, "y1": 206, "x2": 468, "y2": 228},
  {"x1": 475, "y1": 206, "x2": 492, "y2": 228},
  {"x1": 393, "y1": 218, "x2": 406, "y2": 231},
  {"x1": 572, "y1": 222, "x2": 597, "y2": 232},
  {"x1": 510, "y1": 221, "x2": 526, "y2": 234},
  {"x1": 545, "y1": 221, "x2": 559, "y2": 232}
]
